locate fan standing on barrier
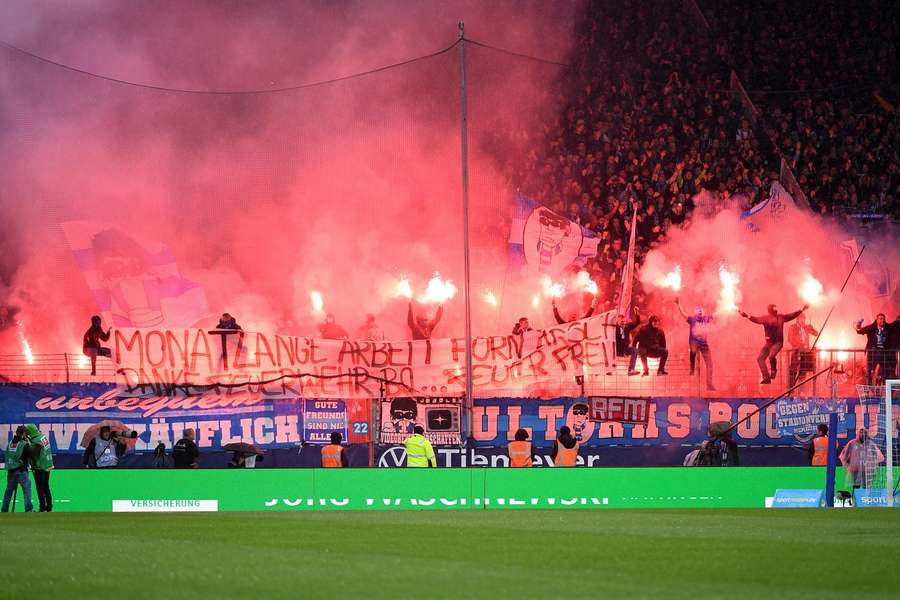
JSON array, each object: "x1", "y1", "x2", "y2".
[
  {"x1": 82, "y1": 315, "x2": 111, "y2": 376},
  {"x1": 739, "y1": 303, "x2": 809, "y2": 384}
]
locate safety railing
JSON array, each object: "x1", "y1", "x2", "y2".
[{"x1": 2, "y1": 348, "x2": 891, "y2": 398}]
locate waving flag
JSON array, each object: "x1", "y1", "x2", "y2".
[
  {"x1": 62, "y1": 221, "x2": 209, "y2": 327},
  {"x1": 508, "y1": 193, "x2": 599, "y2": 277}
]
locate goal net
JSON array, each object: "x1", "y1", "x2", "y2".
[{"x1": 855, "y1": 382, "x2": 899, "y2": 506}]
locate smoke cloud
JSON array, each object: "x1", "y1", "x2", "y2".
[{"x1": 0, "y1": 0, "x2": 581, "y2": 354}]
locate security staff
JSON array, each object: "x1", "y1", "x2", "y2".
[
  {"x1": 507, "y1": 428, "x2": 534, "y2": 467},
  {"x1": 404, "y1": 425, "x2": 436, "y2": 467},
  {"x1": 551, "y1": 425, "x2": 580, "y2": 467},
  {"x1": 321, "y1": 431, "x2": 349, "y2": 468},
  {"x1": 808, "y1": 423, "x2": 829, "y2": 466},
  {"x1": 26, "y1": 424, "x2": 53, "y2": 512}
]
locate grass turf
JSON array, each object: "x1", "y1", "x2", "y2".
[{"x1": 1, "y1": 509, "x2": 897, "y2": 599}]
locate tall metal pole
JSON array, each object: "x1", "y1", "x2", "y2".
[{"x1": 458, "y1": 22, "x2": 474, "y2": 436}]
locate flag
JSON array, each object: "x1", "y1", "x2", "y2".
[
  {"x1": 617, "y1": 209, "x2": 638, "y2": 315},
  {"x1": 62, "y1": 221, "x2": 209, "y2": 327},
  {"x1": 507, "y1": 193, "x2": 600, "y2": 277},
  {"x1": 741, "y1": 182, "x2": 797, "y2": 233}
]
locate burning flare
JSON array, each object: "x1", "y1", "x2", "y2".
[
  {"x1": 798, "y1": 273, "x2": 826, "y2": 306},
  {"x1": 540, "y1": 274, "x2": 565, "y2": 298},
  {"x1": 654, "y1": 264, "x2": 682, "y2": 292},
  {"x1": 716, "y1": 264, "x2": 740, "y2": 314},
  {"x1": 310, "y1": 290, "x2": 324, "y2": 314},
  {"x1": 418, "y1": 273, "x2": 457, "y2": 304},
  {"x1": 572, "y1": 270, "x2": 598, "y2": 295},
  {"x1": 393, "y1": 276, "x2": 413, "y2": 299},
  {"x1": 482, "y1": 288, "x2": 498, "y2": 307},
  {"x1": 17, "y1": 323, "x2": 34, "y2": 365}
]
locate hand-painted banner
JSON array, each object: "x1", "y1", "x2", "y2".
[
  {"x1": 0, "y1": 383, "x2": 370, "y2": 454},
  {"x1": 588, "y1": 396, "x2": 650, "y2": 424},
  {"x1": 379, "y1": 397, "x2": 462, "y2": 445},
  {"x1": 303, "y1": 399, "x2": 348, "y2": 444},
  {"x1": 111, "y1": 313, "x2": 619, "y2": 399}
]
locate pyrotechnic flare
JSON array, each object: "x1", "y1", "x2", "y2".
[
  {"x1": 482, "y1": 288, "x2": 498, "y2": 307},
  {"x1": 798, "y1": 273, "x2": 825, "y2": 306},
  {"x1": 654, "y1": 264, "x2": 682, "y2": 292},
  {"x1": 540, "y1": 274, "x2": 565, "y2": 298},
  {"x1": 716, "y1": 265, "x2": 740, "y2": 314},
  {"x1": 18, "y1": 323, "x2": 34, "y2": 365},
  {"x1": 310, "y1": 290, "x2": 324, "y2": 314},
  {"x1": 418, "y1": 273, "x2": 457, "y2": 304},
  {"x1": 573, "y1": 270, "x2": 598, "y2": 295},
  {"x1": 394, "y1": 277, "x2": 413, "y2": 300},
  {"x1": 531, "y1": 294, "x2": 540, "y2": 309}
]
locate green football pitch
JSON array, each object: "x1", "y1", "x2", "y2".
[{"x1": 2, "y1": 509, "x2": 897, "y2": 599}]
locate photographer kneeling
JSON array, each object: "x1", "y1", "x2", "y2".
[
  {"x1": 3, "y1": 426, "x2": 34, "y2": 512},
  {"x1": 83, "y1": 426, "x2": 128, "y2": 468}
]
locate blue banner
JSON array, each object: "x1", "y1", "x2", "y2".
[
  {"x1": 471, "y1": 396, "x2": 872, "y2": 448},
  {"x1": 774, "y1": 397, "x2": 851, "y2": 437},
  {"x1": 303, "y1": 399, "x2": 348, "y2": 444},
  {"x1": 0, "y1": 383, "x2": 304, "y2": 454}
]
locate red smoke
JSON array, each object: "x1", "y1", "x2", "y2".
[{"x1": 0, "y1": 1, "x2": 581, "y2": 354}]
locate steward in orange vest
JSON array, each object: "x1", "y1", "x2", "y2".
[
  {"x1": 508, "y1": 428, "x2": 534, "y2": 467},
  {"x1": 322, "y1": 432, "x2": 349, "y2": 468},
  {"x1": 808, "y1": 423, "x2": 829, "y2": 466},
  {"x1": 552, "y1": 425, "x2": 580, "y2": 467}
]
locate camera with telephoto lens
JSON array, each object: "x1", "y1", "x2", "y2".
[{"x1": 110, "y1": 430, "x2": 139, "y2": 440}]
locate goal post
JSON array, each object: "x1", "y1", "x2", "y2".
[
  {"x1": 856, "y1": 382, "x2": 899, "y2": 507},
  {"x1": 887, "y1": 380, "x2": 898, "y2": 508}
]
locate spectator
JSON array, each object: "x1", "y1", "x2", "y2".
[
  {"x1": 355, "y1": 313, "x2": 384, "y2": 341},
  {"x1": 788, "y1": 312, "x2": 819, "y2": 385},
  {"x1": 216, "y1": 313, "x2": 242, "y2": 330},
  {"x1": 628, "y1": 315, "x2": 669, "y2": 376},
  {"x1": 173, "y1": 429, "x2": 199, "y2": 469},
  {"x1": 855, "y1": 313, "x2": 896, "y2": 385},
  {"x1": 318, "y1": 313, "x2": 349, "y2": 340},
  {"x1": 407, "y1": 302, "x2": 442, "y2": 340},
  {"x1": 675, "y1": 297, "x2": 715, "y2": 390},
  {"x1": 739, "y1": 304, "x2": 809, "y2": 384},
  {"x1": 82, "y1": 425, "x2": 126, "y2": 468},
  {"x1": 552, "y1": 296, "x2": 597, "y2": 325},
  {"x1": 82, "y1": 315, "x2": 111, "y2": 376},
  {"x1": 613, "y1": 307, "x2": 641, "y2": 361}
]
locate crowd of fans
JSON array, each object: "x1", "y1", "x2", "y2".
[
  {"x1": 510, "y1": 0, "x2": 898, "y2": 296},
  {"x1": 700, "y1": 0, "x2": 899, "y2": 219}
]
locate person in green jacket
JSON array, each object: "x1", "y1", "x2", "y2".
[
  {"x1": 26, "y1": 424, "x2": 53, "y2": 512},
  {"x1": 403, "y1": 425, "x2": 436, "y2": 468},
  {"x1": 2, "y1": 425, "x2": 34, "y2": 512}
]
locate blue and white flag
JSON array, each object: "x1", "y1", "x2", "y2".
[
  {"x1": 62, "y1": 221, "x2": 209, "y2": 327},
  {"x1": 741, "y1": 182, "x2": 796, "y2": 233},
  {"x1": 507, "y1": 194, "x2": 599, "y2": 277}
]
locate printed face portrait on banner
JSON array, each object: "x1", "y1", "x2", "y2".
[
  {"x1": 379, "y1": 397, "x2": 461, "y2": 445},
  {"x1": 566, "y1": 402, "x2": 595, "y2": 443},
  {"x1": 522, "y1": 208, "x2": 583, "y2": 275}
]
